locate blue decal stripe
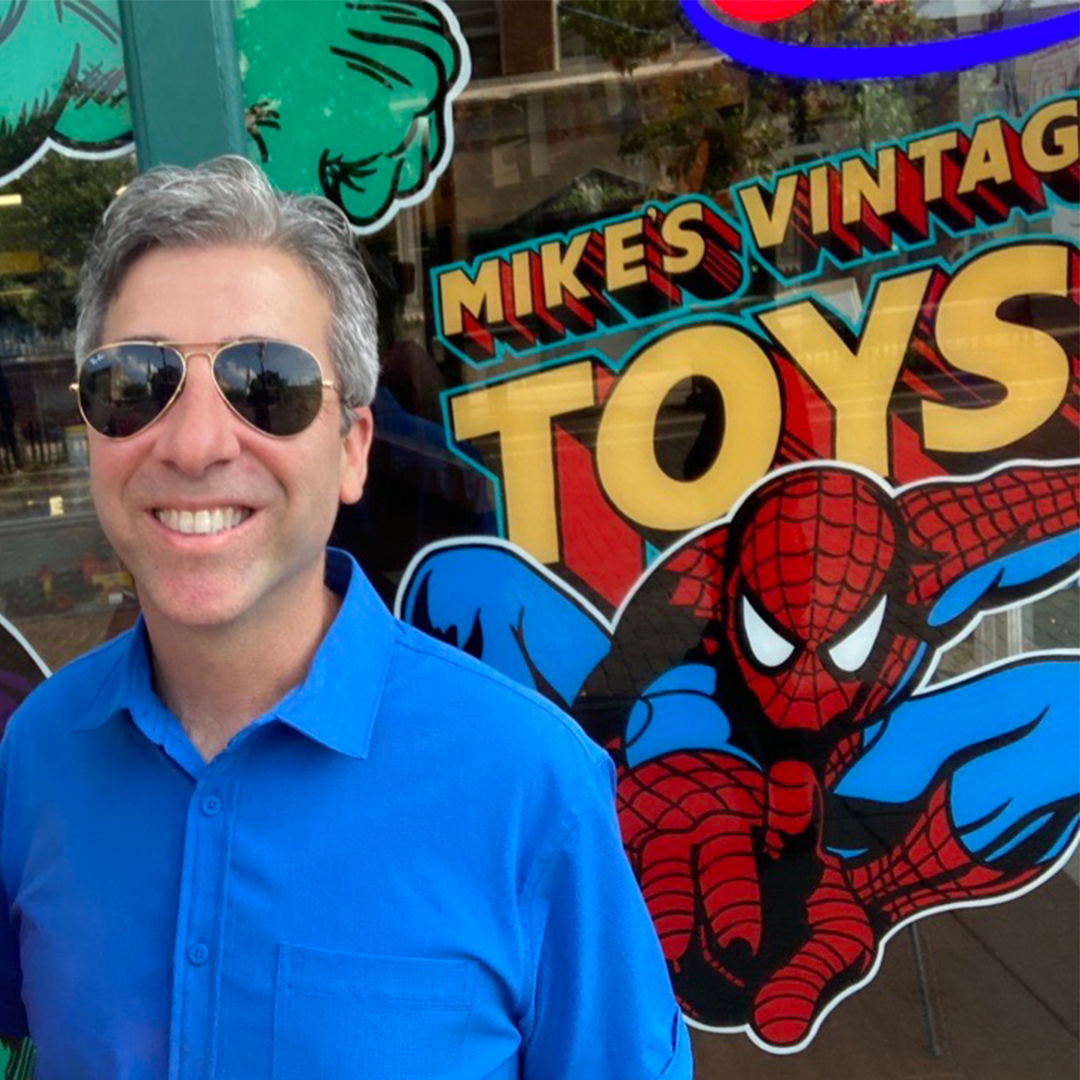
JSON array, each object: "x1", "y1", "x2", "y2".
[
  {"x1": 682, "y1": 1, "x2": 1079, "y2": 80},
  {"x1": 982, "y1": 811, "x2": 1053, "y2": 864},
  {"x1": 1042, "y1": 814, "x2": 1080, "y2": 864}
]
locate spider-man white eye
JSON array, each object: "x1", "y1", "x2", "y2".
[
  {"x1": 828, "y1": 596, "x2": 887, "y2": 672},
  {"x1": 741, "y1": 594, "x2": 796, "y2": 668}
]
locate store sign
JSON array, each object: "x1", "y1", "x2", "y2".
[
  {"x1": 398, "y1": 94, "x2": 1080, "y2": 1052},
  {"x1": 682, "y1": 0, "x2": 1080, "y2": 80},
  {"x1": 235, "y1": 0, "x2": 470, "y2": 234},
  {"x1": 0, "y1": 0, "x2": 131, "y2": 188}
]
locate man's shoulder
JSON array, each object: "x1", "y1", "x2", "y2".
[
  {"x1": 4, "y1": 630, "x2": 133, "y2": 744},
  {"x1": 385, "y1": 618, "x2": 610, "y2": 776}
]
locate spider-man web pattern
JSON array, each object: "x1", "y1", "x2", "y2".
[{"x1": 398, "y1": 459, "x2": 1080, "y2": 1051}]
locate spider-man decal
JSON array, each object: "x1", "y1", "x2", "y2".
[{"x1": 397, "y1": 458, "x2": 1080, "y2": 1051}]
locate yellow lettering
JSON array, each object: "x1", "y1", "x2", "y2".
[
  {"x1": 438, "y1": 260, "x2": 503, "y2": 336},
  {"x1": 809, "y1": 166, "x2": 830, "y2": 235},
  {"x1": 958, "y1": 118, "x2": 1012, "y2": 194},
  {"x1": 1022, "y1": 97, "x2": 1080, "y2": 173},
  {"x1": 735, "y1": 175, "x2": 799, "y2": 250},
  {"x1": 759, "y1": 269, "x2": 933, "y2": 474},
  {"x1": 540, "y1": 235, "x2": 590, "y2": 309},
  {"x1": 449, "y1": 363, "x2": 595, "y2": 563},
  {"x1": 511, "y1": 250, "x2": 534, "y2": 318},
  {"x1": 908, "y1": 130, "x2": 960, "y2": 201},
  {"x1": 596, "y1": 325, "x2": 781, "y2": 530},
  {"x1": 604, "y1": 219, "x2": 647, "y2": 291},
  {"x1": 660, "y1": 201, "x2": 707, "y2": 275},
  {"x1": 841, "y1": 148, "x2": 898, "y2": 225},
  {"x1": 923, "y1": 243, "x2": 1070, "y2": 452}
]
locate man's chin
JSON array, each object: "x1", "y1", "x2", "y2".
[{"x1": 134, "y1": 579, "x2": 259, "y2": 635}]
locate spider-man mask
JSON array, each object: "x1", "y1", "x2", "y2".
[{"x1": 722, "y1": 468, "x2": 916, "y2": 733}]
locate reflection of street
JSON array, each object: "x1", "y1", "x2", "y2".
[
  {"x1": 0, "y1": 512, "x2": 135, "y2": 625},
  {"x1": 690, "y1": 871, "x2": 1078, "y2": 1078},
  {"x1": 0, "y1": 364, "x2": 20, "y2": 470},
  {"x1": 0, "y1": 347, "x2": 135, "y2": 639}
]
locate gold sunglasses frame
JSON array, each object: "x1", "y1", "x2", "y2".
[{"x1": 71, "y1": 339, "x2": 340, "y2": 440}]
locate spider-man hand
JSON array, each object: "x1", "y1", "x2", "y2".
[{"x1": 617, "y1": 751, "x2": 873, "y2": 1046}]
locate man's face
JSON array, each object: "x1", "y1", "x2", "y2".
[{"x1": 89, "y1": 243, "x2": 372, "y2": 634}]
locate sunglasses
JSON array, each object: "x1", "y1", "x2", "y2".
[{"x1": 73, "y1": 339, "x2": 339, "y2": 439}]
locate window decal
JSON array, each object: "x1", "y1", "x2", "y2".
[
  {"x1": 235, "y1": 0, "x2": 470, "y2": 234},
  {"x1": 828, "y1": 595, "x2": 887, "y2": 674},
  {"x1": 397, "y1": 96, "x2": 1080, "y2": 1052},
  {"x1": 681, "y1": 0, "x2": 1079, "y2": 80},
  {"x1": 0, "y1": 0, "x2": 132, "y2": 189}
]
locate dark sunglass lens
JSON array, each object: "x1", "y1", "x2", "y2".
[
  {"x1": 214, "y1": 341, "x2": 324, "y2": 436},
  {"x1": 79, "y1": 345, "x2": 184, "y2": 437}
]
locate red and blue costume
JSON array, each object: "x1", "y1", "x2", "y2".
[{"x1": 399, "y1": 460, "x2": 1080, "y2": 1049}]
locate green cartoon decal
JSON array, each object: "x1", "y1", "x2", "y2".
[
  {"x1": 0, "y1": 0, "x2": 131, "y2": 186},
  {"x1": 235, "y1": 0, "x2": 470, "y2": 233}
]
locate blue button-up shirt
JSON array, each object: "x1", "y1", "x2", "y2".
[{"x1": 0, "y1": 550, "x2": 690, "y2": 1078}]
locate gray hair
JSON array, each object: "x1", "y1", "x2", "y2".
[{"x1": 75, "y1": 156, "x2": 379, "y2": 428}]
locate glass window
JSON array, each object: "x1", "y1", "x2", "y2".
[
  {"x1": 1, "y1": 0, "x2": 1071, "y2": 1072},
  {"x1": 0, "y1": 153, "x2": 138, "y2": 673},
  {"x1": 293, "y1": 1, "x2": 1077, "y2": 1071}
]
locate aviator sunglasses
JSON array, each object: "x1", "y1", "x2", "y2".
[{"x1": 73, "y1": 339, "x2": 339, "y2": 439}]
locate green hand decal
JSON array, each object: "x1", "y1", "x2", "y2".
[
  {"x1": 0, "y1": 0, "x2": 131, "y2": 185},
  {"x1": 236, "y1": 0, "x2": 470, "y2": 233}
]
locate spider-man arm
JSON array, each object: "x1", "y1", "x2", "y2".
[
  {"x1": 898, "y1": 462, "x2": 1079, "y2": 633},
  {"x1": 832, "y1": 655, "x2": 1079, "y2": 924},
  {"x1": 618, "y1": 744, "x2": 876, "y2": 1048},
  {"x1": 395, "y1": 541, "x2": 611, "y2": 711}
]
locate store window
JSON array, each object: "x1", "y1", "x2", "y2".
[
  {"x1": 241, "y1": 3, "x2": 1078, "y2": 1067},
  {"x1": 1, "y1": 0, "x2": 1077, "y2": 1074},
  {"x1": 0, "y1": 0, "x2": 137, "y2": 688}
]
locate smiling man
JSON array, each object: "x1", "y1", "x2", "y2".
[{"x1": 0, "y1": 158, "x2": 691, "y2": 1079}]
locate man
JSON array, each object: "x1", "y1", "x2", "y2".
[{"x1": 0, "y1": 158, "x2": 691, "y2": 1078}]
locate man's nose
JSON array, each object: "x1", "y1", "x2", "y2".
[{"x1": 150, "y1": 353, "x2": 242, "y2": 475}]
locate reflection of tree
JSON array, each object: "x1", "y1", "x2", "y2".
[
  {"x1": 561, "y1": 0, "x2": 683, "y2": 74},
  {"x1": 0, "y1": 153, "x2": 134, "y2": 336},
  {"x1": 559, "y1": 0, "x2": 949, "y2": 197},
  {"x1": 119, "y1": 380, "x2": 147, "y2": 403},
  {"x1": 248, "y1": 368, "x2": 279, "y2": 433},
  {"x1": 148, "y1": 363, "x2": 181, "y2": 404},
  {"x1": 223, "y1": 364, "x2": 321, "y2": 433}
]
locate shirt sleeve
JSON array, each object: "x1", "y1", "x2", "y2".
[{"x1": 519, "y1": 752, "x2": 693, "y2": 1080}]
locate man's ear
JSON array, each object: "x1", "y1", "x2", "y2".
[{"x1": 339, "y1": 405, "x2": 373, "y2": 505}]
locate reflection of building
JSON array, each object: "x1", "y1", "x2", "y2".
[{"x1": 0, "y1": 329, "x2": 129, "y2": 641}]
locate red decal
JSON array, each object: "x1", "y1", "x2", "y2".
[
  {"x1": 555, "y1": 427, "x2": 643, "y2": 607},
  {"x1": 710, "y1": 0, "x2": 816, "y2": 22}
]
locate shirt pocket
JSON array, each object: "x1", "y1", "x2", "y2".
[{"x1": 272, "y1": 943, "x2": 478, "y2": 1080}]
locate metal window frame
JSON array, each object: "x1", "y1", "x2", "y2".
[{"x1": 118, "y1": 0, "x2": 247, "y2": 169}]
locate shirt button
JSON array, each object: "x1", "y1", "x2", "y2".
[
  {"x1": 188, "y1": 943, "x2": 210, "y2": 967},
  {"x1": 201, "y1": 795, "x2": 223, "y2": 817}
]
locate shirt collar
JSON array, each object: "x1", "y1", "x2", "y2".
[
  {"x1": 274, "y1": 548, "x2": 394, "y2": 758},
  {"x1": 70, "y1": 548, "x2": 395, "y2": 760}
]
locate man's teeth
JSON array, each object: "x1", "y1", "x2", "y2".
[{"x1": 155, "y1": 507, "x2": 251, "y2": 535}]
